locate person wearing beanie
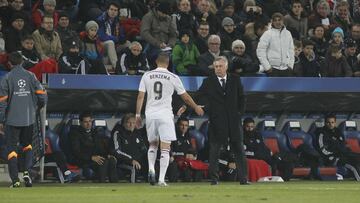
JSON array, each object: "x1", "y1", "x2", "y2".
[
  {"x1": 257, "y1": 12, "x2": 295, "y2": 77},
  {"x1": 58, "y1": 38, "x2": 91, "y2": 75},
  {"x1": 344, "y1": 38, "x2": 358, "y2": 72},
  {"x1": 56, "y1": 12, "x2": 80, "y2": 53},
  {"x1": 172, "y1": 29, "x2": 200, "y2": 75},
  {"x1": 140, "y1": 0, "x2": 177, "y2": 68},
  {"x1": 79, "y1": 21, "x2": 108, "y2": 75},
  {"x1": 0, "y1": 0, "x2": 33, "y2": 32},
  {"x1": 218, "y1": 17, "x2": 241, "y2": 52},
  {"x1": 331, "y1": 27, "x2": 344, "y2": 47},
  {"x1": 229, "y1": 39, "x2": 258, "y2": 76},
  {"x1": 4, "y1": 12, "x2": 31, "y2": 52},
  {"x1": 85, "y1": 20, "x2": 99, "y2": 32},
  {"x1": 215, "y1": 0, "x2": 242, "y2": 31},
  {"x1": 32, "y1": 0, "x2": 59, "y2": 29}
]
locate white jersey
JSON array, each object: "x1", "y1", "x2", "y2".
[{"x1": 139, "y1": 67, "x2": 186, "y2": 119}]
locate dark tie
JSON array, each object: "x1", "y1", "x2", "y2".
[{"x1": 220, "y1": 78, "x2": 226, "y2": 91}]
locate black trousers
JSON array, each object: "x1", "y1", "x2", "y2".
[
  {"x1": 267, "y1": 68, "x2": 294, "y2": 77},
  {"x1": 209, "y1": 140, "x2": 248, "y2": 183},
  {"x1": 6, "y1": 125, "x2": 34, "y2": 183}
]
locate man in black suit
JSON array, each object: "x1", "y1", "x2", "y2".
[{"x1": 191, "y1": 56, "x2": 248, "y2": 185}]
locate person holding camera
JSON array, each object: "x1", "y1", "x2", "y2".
[{"x1": 238, "y1": 0, "x2": 267, "y2": 25}]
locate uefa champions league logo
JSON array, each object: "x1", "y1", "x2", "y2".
[{"x1": 18, "y1": 79, "x2": 26, "y2": 88}]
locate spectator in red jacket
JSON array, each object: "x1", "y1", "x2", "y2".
[{"x1": 32, "y1": 0, "x2": 59, "y2": 29}]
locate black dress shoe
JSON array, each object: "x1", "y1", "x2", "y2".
[
  {"x1": 210, "y1": 180, "x2": 219, "y2": 185},
  {"x1": 240, "y1": 181, "x2": 251, "y2": 185}
]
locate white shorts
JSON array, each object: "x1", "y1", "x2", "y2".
[{"x1": 146, "y1": 118, "x2": 176, "y2": 143}]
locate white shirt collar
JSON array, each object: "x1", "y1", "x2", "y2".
[
  {"x1": 217, "y1": 75, "x2": 227, "y2": 82},
  {"x1": 217, "y1": 75, "x2": 227, "y2": 83}
]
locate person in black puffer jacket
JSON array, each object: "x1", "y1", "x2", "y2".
[
  {"x1": 116, "y1": 41, "x2": 149, "y2": 75},
  {"x1": 111, "y1": 113, "x2": 148, "y2": 181}
]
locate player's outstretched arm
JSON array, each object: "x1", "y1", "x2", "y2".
[
  {"x1": 180, "y1": 92, "x2": 204, "y2": 116},
  {"x1": 135, "y1": 91, "x2": 145, "y2": 125}
]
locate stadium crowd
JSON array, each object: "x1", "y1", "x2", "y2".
[
  {"x1": 1, "y1": 0, "x2": 360, "y2": 185},
  {"x1": 0, "y1": 0, "x2": 359, "y2": 77}
]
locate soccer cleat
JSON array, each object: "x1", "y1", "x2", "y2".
[
  {"x1": 210, "y1": 180, "x2": 219, "y2": 185},
  {"x1": 148, "y1": 171, "x2": 156, "y2": 186},
  {"x1": 23, "y1": 171, "x2": 32, "y2": 187},
  {"x1": 158, "y1": 181, "x2": 168, "y2": 187},
  {"x1": 10, "y1": 181, "x2": 21, "y2": 188},
  {"x1": 240, "y1": 180, "x2": 251, "y2": 185}
]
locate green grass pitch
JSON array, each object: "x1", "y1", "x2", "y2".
[{"x1": 0, "y1": 181, "x2": 360, "y2": 203}]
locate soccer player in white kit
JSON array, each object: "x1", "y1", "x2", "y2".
[{"x1": 135, "y1": 52, "x2": 204, "y2": 186}]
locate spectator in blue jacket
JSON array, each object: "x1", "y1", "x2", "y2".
[{"x1": 96, "y1": 2, "x2": 129, "y2": 73}]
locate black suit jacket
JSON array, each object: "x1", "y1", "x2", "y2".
[
  {"x1": 197, "y1": 51, "x2": 215, "y2": 76},
  {"x1": 197, "y1": 73, "x2": 245, "y2": 144}
]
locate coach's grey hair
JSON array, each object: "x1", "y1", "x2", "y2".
[
  {"x1": 213, "y1": 56, "x2": 228, "y2": 67},
  {"x1": 129, "y1": 41, "x2": 142, "y2": 50},
  {"x1": 207, "y1": 34, "x2": 221, "y2": 45}
]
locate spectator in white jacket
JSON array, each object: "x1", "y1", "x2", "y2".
[{"x1": 256, "y1": 13, "x2": 295, "y2": 77}]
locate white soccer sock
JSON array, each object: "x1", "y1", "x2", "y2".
[
  {"x1": 148, "y1": 146, "x2": 158, "y2": 173},
  {"x1": 159, "y1": 149, "x2": 170, "y2": 183}
]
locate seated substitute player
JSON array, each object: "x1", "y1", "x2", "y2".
[{"x1": 135, "y1": 52, "x2": 204, "y2": 186}]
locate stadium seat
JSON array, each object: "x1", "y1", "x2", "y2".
[
  {"x1": 59, "y1": 119, "x2": 80, "y2": 164},
  {"x1": 93, "y1": 119, "x2": 111, "y2": 138},
  {"x1": 257, "y1": 120, "x2": 290, "y2": 154},
  {"x1": 338, "y1": 121, "x2": 360, "y2": 153},
  {"x1": 189, "y1": 129, "x2": 205, "y2": 151},
  {"x1": 282, "y1": 121, "x2": 337, "y2": 179},
  {"x1": 307, "y1": 120, "x2": 324, "y2": 140},
  {"x1": 43, "y1": 121, "x2": 65, "y2": 183},
  {"x1": 282, "y1": 121, "x2": 314, "y2": 151},
  {"x1": 258, "y1": 120, "x2": 314, "y2": 178},
  {"x1": 199, "y1": 120, "x2": 209, "y2": 143}
]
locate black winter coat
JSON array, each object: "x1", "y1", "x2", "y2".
[
  {"x1": 70, "y1": 126, "x2": 111, "y2": 166},
  {"x1": 197, "y1": 73, "x2": 245, "y2": 144}
]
